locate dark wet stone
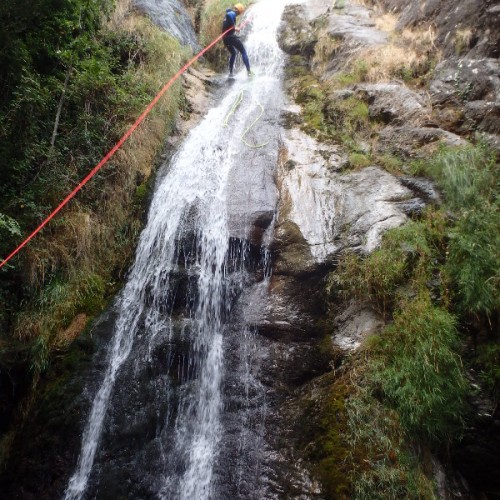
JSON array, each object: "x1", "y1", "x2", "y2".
[
  {"x1": 398, "y1": 176, "x2": 440, "y2": 203},
  {"x1": 278, "y1": 5, "x2": 318, "y2": 58}
]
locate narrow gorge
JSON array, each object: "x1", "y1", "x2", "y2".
[{"x1": 0, "y1": 0, "x2": 498, "y2": 499}]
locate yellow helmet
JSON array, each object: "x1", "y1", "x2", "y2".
[{"x1": 234, "y1": 3, "x2": 245, "y2": 14}]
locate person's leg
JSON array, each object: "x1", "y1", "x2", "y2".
[
  {"x1": 224, "y1": 39, "x2": 237, "y2": 74},
  {"x1": 231, "y1": 37, "x2": 251, "y2": 72}
]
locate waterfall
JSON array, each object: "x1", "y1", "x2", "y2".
[{"x1": 64, "y1": 1, "x2": 295, "y2": 498}]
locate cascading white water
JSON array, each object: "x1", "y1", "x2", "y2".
[{"x1": 64, "y1": 1, "x2": 296, "y2": 498}]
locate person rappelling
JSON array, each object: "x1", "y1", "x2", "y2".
[{"x1": 222, "y1": 3, "x2": 253, "y2": 77}]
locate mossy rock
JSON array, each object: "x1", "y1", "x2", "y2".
[{"x1": 286, "y1": 372, "x2": 353, "y2": 498}]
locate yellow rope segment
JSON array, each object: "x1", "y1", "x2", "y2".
[{"x1": 222, "y1": 89, "x2": 270, "y2": 149}]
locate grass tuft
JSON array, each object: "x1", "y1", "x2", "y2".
[
  {"x1": 370, "y1": 294, "x2": 468, "y2": 443},
  {"x1": 411, "y1": 144, "x2": 499, "y2": 317}
]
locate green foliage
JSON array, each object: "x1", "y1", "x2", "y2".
[
  {"x1": 324, "y1": 96, "x2": 369, "y2": 140},
  {"x1": 475, "y1": 342, "x2": 500, "y2": 402},
  {"x1": 0, "y1": 0, "x2": 173, "y2": 238},
  {"x1": 134, "y1": 182, "x2": 149, "y2": 206},
  {"x1": 413, "y1": 144, "x2": 499, "y2": 318},
  {"x1": 285, "y1": 55, "x2": 310, "y2": 79},
  {"x1": 446, "y1": 207, "x2": 500, "y2": 316},
  {"x1": 0, "y1": 0, "x2": 186, "y2": 344},
  {"x1": 375, "y1": 153, "x2": 404, "y2": 175},
  {"x1": 370, "y1": 295, "x2": 468, "y2": 444},
  {"x1": 29, "y1": 335, "x2": 50, "y2": 374},
  {"x1": 334, "y1": 60, "x2": 369, "y2": 87},
  {"x1": 346, "y1": 387, "x2": 436, "y2": 499},
  {"x1": 18, "y1": 272, "x2": 106, "y2": 333},
  {"x1": 348, "y1": 152, "x2": 371, "y2": 169},
  {"x1": 0, "y1": 214, "x2": 22, "y2": 238},
  {"x1": 296, "y1": 377, "x2": 351, "y2": 498},
  {"x1": 424, "y1": 144, "x2": 497, "y2": 212},
  {"x1": 330, "y1": 213, "x2": 447, "y2": 313}
]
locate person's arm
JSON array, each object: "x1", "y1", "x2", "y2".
[{"x1": 228, "y1": 10, "x2": 240, "y2": 32}]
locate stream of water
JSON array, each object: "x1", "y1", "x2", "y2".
[{"x1": 64, "y1": 1, "x2": 294, "y2": 498}]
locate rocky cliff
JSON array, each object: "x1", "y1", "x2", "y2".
[{"x1": 266, "y1": 0, "x2": 499, "y2": 497}]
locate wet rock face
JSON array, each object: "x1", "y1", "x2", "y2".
[
  {"x1": 225, "y1": 88, "x2": 282, "y2": 247},
  {"x1": 278, "y1": 4, "x2": 317, "y2": 57},
  {"x1": 133, "y1": 0, "x2": 199, "y2": 50},
  {"x1": 226, "y1": 146, "x2": 278, "y2": 246},
  {"x1": 278, "y1": 125, "x2": 415, "y2": 257},
  {"x1": 332, "y1": 302, "x2": 384, "y2": 351}
]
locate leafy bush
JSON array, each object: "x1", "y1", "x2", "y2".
[
  {"x1": 475, "y1": 342, "x2": 500, "y2": 402},
  {"x1": 424, "y1": 144, "x2": 497, "y2": 212},
  {"x1": 446, "y1": 207, "x2": 500, "y2": 316},
  {"x1": 415, "y1": 144, "x2": 499, "y2": 318},
  {"x1": 330, "y1": 213, "x2": 446, "y2": 313},
  {"x1": 346, "y1": 386, "x2": 436, "y2": 499},
  {"x1": 370, "y1": 295, "x2": 468, "y2": 444},
  {"x1": 0, "y1": 0, "x2": 186, "y2": 376}
]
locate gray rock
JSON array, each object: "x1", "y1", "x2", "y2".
[
  {"x1": 133, "y1": 0, "x2": 199, "y2": 50},
  {"x1": 398, "y1": 176, "x2": 440, "y2": 203},
  {"x1": 278, "y1": 127, "x2": 412, "y2": 261},
  {"x1": 464, "y1": 101, "x2": 500, "y2": 135},
  {"x1": 326, "y1": 6, "x2": 386, "y2": 47},
  {"x1": 377, "y1": 125, "x2": 467, "y2": 157},
  {"x1": 278, "y1": 5, "x2": 317, "y2": 58},
  {"x1": 320, "y1": 2, "x2": 387, "y2": 77},
  {"x1": 368, "y1": 0, "x2": 499, "y2": 59},
  {"x1": 355, "y1": 83, "x2": 429, "y2": 125},
  {"x1": 430, "y1": 58, "x2": 500, "y2": 105},
  {"x1": 332, "y1": 302, "x2": 384, "y2": 351},
  {"x1": 479, "y1": 132, "x2": 500, "y2": 155}
]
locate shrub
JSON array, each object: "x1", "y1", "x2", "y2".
[
  {"x1": 417, "y1": 144, "x2": 499, "y2": 318},
  {"x1": 330, "y1": 214, "x2": 446, "y2": 313},
  {"x1": 446, "y1": 207, "x2": 500, "y2": 316},
  {"x1": 475, "y1": 342, "x2": 500, "y2": 402},
  {"x1": 424, "y1": 144, "x2": 497, "y2": 212},
  {"x1": 346, "y1": 386, "x2": 436, "y2": 500},
  {"x1": 369, "y1": 294, "x2": 468, "y2": 444}
]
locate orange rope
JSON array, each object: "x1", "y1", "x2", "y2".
[{"x1": 0, "y1": 18, "x2": 251, "y2": 271}]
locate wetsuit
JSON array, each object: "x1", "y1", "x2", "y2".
[{"x1": 222, "y1": 8, "x2": 251, "y2": 74}]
